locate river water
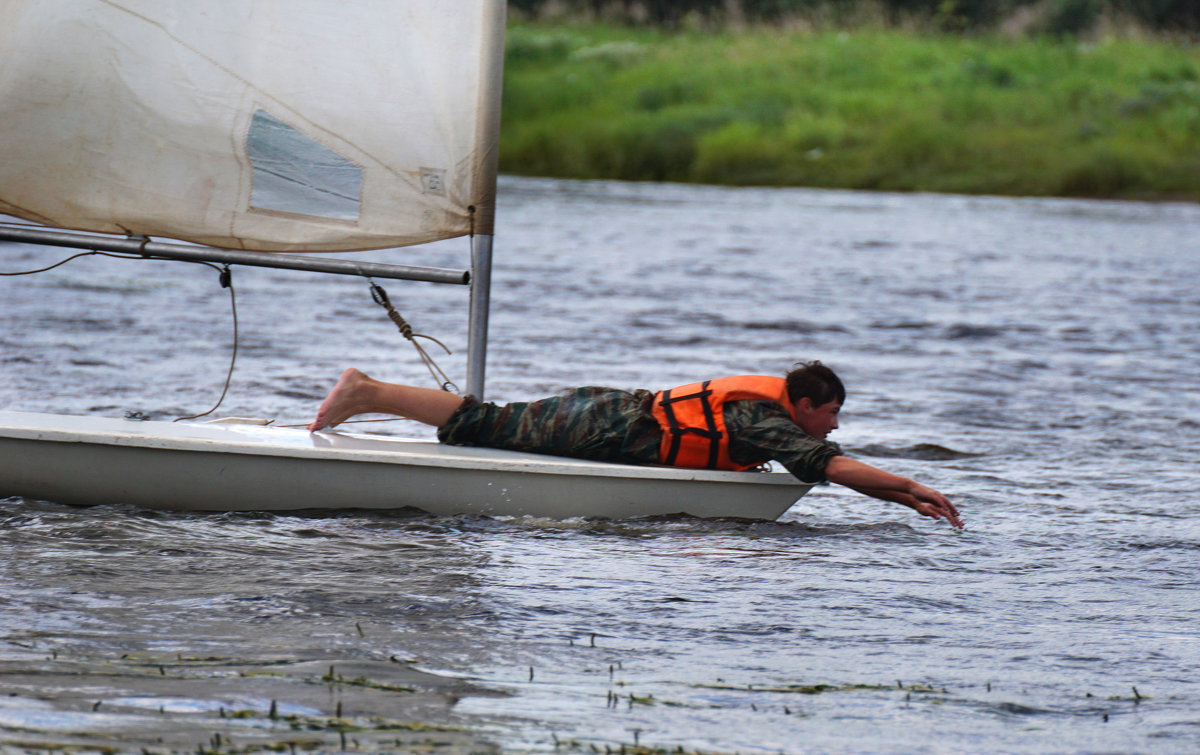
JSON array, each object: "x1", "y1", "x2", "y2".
[{"x1": 3, "y1": 177, "x2": 1200, "y2": 753}]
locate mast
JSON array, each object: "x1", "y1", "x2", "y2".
[
  {"x1": 464, "y1": 0, "x2": 508, "y2": 400},
  {"x1": 467, "y1": 234, "x2": 493, "y2": 398}
]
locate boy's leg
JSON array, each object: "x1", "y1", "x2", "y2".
[
  {"x1": 308, "y1": 368, "x2": 465, "y2": 431},
  {"x1": 438, "y1": 387, "x2": 637, "y2": 460}
]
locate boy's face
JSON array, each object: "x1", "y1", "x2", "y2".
[{"x1": 794, "y1": 397, "x2": 841, "y2": 440}]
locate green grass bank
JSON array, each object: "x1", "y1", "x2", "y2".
[{"x1": 499, "y1": 22, "x2": 1200, "y2": 200}]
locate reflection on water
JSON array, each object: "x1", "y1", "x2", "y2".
[{"x1": 3, "y1": 177, "x2": 1200, "y2": 752}]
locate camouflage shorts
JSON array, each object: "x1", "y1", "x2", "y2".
[{"x1": 437, "y1": 387, "x2": 661, "y2": 464}]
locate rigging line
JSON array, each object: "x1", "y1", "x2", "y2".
[
  {"x1": 0, "y1": 249, "x2": 145, "y2": 276},
  {"x1": 275, "y1": 417, "x2": 415, "y2": 428},
  {"x1": 367, "y1": 278, "x2": 460, "y2": 394},
  {"x1": 174, "y1": 264, "x2": 239, "y2": 422},
  {"x1": 2, "y1": 245, "x2": 243, "y2": 421}
]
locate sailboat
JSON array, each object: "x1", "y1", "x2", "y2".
[{"x1": 0, "y1": 0, "x2": 813, "y2": 519}]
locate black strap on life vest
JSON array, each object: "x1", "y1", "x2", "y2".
[{"x1": 658, "y1": 380, "x2": 722, "y2": 469}]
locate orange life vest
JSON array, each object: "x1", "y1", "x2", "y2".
[{"x1": 651, "y1": 375, "x2": 799, "y2": 471}]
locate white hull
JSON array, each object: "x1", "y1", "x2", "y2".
[{"x1": 0, "y1": 411, "x2": 811, "y2": 520}]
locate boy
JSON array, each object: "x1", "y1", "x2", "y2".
[{"x1": 309, "y1": 362, "x2": 963, "y2": 529}]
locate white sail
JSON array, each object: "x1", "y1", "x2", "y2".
[{"x1": 0, "y1": 0, "x2": 505, "y2": 252}]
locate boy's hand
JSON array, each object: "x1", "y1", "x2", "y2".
[{"x1": 910, "y1": 484, "x2": 964, "y2": 529}]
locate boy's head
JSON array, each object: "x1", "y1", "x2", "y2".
[
  {"x1": 785, "y1": 361, "x2": 845, "y2": 407},
  {"x1": 786, "y1": 361, "x2": 844, "y2": 440}
]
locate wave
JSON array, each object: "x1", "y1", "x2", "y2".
[{"x1": 850, "y1": 442, "x2": 981, "y2": 461}]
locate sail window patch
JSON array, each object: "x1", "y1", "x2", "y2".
[{"x1": 247, "y1": 110, "x2": 362, "y2": 220}]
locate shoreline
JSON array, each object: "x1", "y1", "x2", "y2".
[{"x1": 500, "y1": 22, "x2": 1200, "y2": 202}]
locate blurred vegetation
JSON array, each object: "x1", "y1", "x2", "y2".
[
  {"x1": 499, "y1": 14, "x2": 1200, "y2": 199},
  {"x1": 508, "y1": 1, "x2": 1199, "y2": 36}
]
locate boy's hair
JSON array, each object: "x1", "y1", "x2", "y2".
[{"x1": 785, "y1": 361, "x2": 845, "y2": 406}]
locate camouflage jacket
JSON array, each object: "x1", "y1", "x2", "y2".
[{"x1": 438, "y1": 387, "x2": 842, "y2": 483}]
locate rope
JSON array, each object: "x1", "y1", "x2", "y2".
[
  {"x1": 4, "y1": 243, "x2": 460, "y2": 420},
  {"x1": 1, "y1": 246, "x2": 241, "y2": 421},
  {"x1": 367, "y1": 279, "x2": 459, "y2": 394},
  {"x1": 275, "y1": 416, "x2": 412, "y2": 428},
  {"x1": 174, "y1": 264, "x2": 238, "y2": 422},
  {"x1": 0, "y1": 249, "x2": 145, "y2": 275}
]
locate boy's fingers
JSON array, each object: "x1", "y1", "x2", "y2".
[{"x1": 925, "y1": 501, "x2": 965, "y2": 530}]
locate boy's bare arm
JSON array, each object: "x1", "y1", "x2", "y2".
[{"x1": 825, "y1": 456, "x2": 964, "y2": 529}]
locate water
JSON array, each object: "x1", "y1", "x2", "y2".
[{"x1": 3, "y1": 177, "x2": 1200, "y2": 753}]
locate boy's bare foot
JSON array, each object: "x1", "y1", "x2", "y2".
[
  {"x1": 309, "y1": 369, "x2": 465, "y2": 431},
  {"x1": 308, "y1": 368, "x2": 373, "y2": 431}
]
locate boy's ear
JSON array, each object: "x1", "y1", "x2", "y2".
[{"x1": 795, "y1": 397, "x2": 813, "y2": 413}]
